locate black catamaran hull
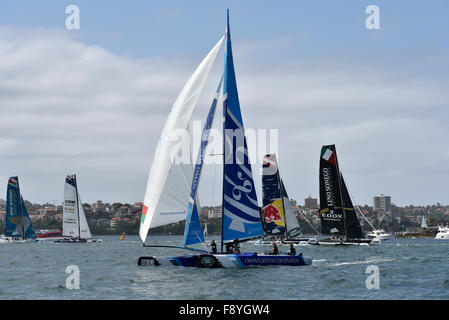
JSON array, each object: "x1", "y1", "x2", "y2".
[
  {"x1": 316, "y1": 238, "x2": 372, "y2": 246},
  {"x1": 138, "y1": 252, "x2": 312, "y2": 268}
]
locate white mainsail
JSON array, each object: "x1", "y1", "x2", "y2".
[
  {"x1": 139, "y1": 36, "x2": 225, "y2": 243},
  {"x1": 421, "y1": 216, "x2": 428, "y2": 228},
  {"x1": 63, "y1": 175, "x2": 92, "y2": 239}
]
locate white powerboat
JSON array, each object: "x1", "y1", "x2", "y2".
[
  {"x1": 366, "y1": 229, "x2": 393, "y2": 242},
  {"x1": 435, "y1": 226, "x2": 449, "y2": 240}
]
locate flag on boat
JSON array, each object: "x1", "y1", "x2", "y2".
[
  {"x1": 8, "y1": 177, "x2": 18, "y2": 187},
  {"x1": 321, "y1": 146, "x2": 336, "y2": 166}
]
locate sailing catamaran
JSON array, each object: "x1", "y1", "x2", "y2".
[
  {"x1": 317, "y1": 145, "x2": 372, "y2": 246},
  {"x1": 54, "y1": 175, "x2": 102, "y2": 243},
  {"x1": 0, "y1": 177, "x2": 38, "y2": 243},
  {"x1": 137, "y1": 11, "x2": 312, "y2": 267},
  {"x1": 256, "y1": 154, "x2": 315, "y2": 245}
]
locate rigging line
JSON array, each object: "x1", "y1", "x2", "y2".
[
  {"x1": 297, "y1": 207, "x2": 320, "y2": 234},
  {"x1": 192, "y1": 226, "x2": 211, "y2": 253},
  {"x1": 339, "y1": 169, "x2": 376, "y2": 231}
]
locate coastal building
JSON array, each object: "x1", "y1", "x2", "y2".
[
  {"x1": 373, "y1": 194, "x2": 391, "y2": 213},
  {"x1": 304, "y1": 195, "x2": 318, "y2": 209},
  {"x1": 208, "y1": 207, "x2": 222, "y2": 219}
]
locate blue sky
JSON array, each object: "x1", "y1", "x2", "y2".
[
  {"x1": 2, "y1": 0, "x2": 448, "y2": 58},
  {"x1": 0, "y1": 1, "x2": 448, "y2": 206}
]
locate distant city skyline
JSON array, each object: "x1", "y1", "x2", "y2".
[{"x1": 1, "y1": 1, "x2": 448, "y2": 206}]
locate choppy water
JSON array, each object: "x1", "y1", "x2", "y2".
[{"x1": 1, "y1": 235, "x2": 448, "y2": 300}]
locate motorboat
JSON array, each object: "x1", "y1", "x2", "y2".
[
  {"x1": 435, "y1": 226, "x2": 449, "y2": 240},
  {"x1": 366, "y1": 229, "x2": 393, "y2": 242}
]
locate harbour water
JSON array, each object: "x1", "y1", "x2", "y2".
[{"x1": 0, "y1": 235, "x2": 448, "y2": 300}]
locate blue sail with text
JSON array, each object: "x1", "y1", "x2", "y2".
[
  {"x1": 221, "y1": 11, "x2": 264, "y2": 243},
  {"x1": 5, "y1": 177, "x2": 36, "y2": 239},
  {"x1": 183, "y1": 76, "x2": 223, "y2": 246}
]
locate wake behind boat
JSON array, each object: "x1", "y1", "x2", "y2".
[
  {"x1": 0, "y1": 177, "x2": 38, "y2": 243},
  {"x1": 137, "y1": 11, "x2": 312, "y2": 268},
  {"x1": 54, "y1": 175, "x2": 102, "y2": 243}
]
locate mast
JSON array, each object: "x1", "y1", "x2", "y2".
[
  {"x1": 16, "y1": 177, "x2": 25, "y2": 239},
  {"x1": 221, "y1": 9, "x2": 264, "y2": 249},
  {"x1": 220, "y1": 9, "x2": 230, "y2": 254},
  {"x1": 74, "y1": 174, "x2": 81, "y2": 240}
]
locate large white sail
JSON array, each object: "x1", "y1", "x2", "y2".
[
  {"x1": 139, "y1": 36, "x2": 225, "y2": 243},
  {"x1": 63, "y1": 175, "x2": 91, "y2": 239},
  {"x1": 63, "y1": 175, "x2": 79, "y2": 238}
]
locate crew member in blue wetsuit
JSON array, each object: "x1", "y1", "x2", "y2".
[
  {"x1": 268, "y1": 242, "x2": 278, "y2": 255},
  {"x1": 232, "y1": 240, "x2": 241, "y2": 253},
  {"x1": 210, "y1": 240, "x2": 217, "y2": 254},
  {"x1": 287, "y1": 243, "x2": 296, "y2": 255}
]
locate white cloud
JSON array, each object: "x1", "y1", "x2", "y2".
[{"x1": 0, "y1": 27, "x2": 448, "y2": 206}]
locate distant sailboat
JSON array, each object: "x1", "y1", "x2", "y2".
[
  {"x1": 0, "y1": 177, "x2": 38, "y2": 243},
  {"x1": 421, "y1": 216, "x2": 428, "y2": 228},
  {"x1": 137, "y1": 11, "x2": 312, "y2": 267},
  {"x1": 203, "y1": 223, "x2": 209, "y2": 237},
  {"x1": 317, "y1": 145, "x2": 372, "y2": 246},
  {"x1": 55, "y1": 175, "x2": 102, "y2": 243}
]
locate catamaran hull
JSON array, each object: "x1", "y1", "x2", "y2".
[
  {"x1": 54, "y1": 238, "x2": 103, "y2": 243},
  {"x1": 138, "y1": 253, "x2": 312, "y2": 268},
  {"x1": 253, "y1": 238, "x2": 317, "y2": 246},
  {"x1": 316, "y1": 238, "x2": 372, "y2": 246},
  {"x1": 0, "y1": 237, "x2": 39, "y2": 243}
]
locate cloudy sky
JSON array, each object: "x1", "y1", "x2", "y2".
[{"x1": 0, "y1": 1, "x2": 448, "y2": 206}]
